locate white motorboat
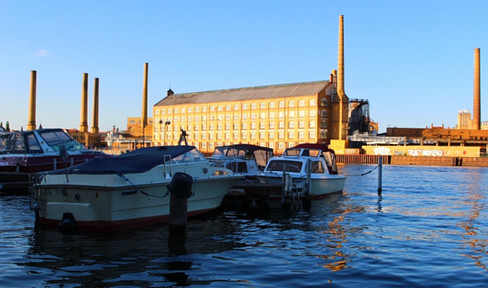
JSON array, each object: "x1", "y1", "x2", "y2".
[
  {"x1": 32, "y1": 146, "x2": 242, "y2": 231},
  {"x1": 233, "y1": 144, "x2": 346, "y2": 207},
  {"x1": 209, "y1": 144, "x2": 273, "y2": 177}
]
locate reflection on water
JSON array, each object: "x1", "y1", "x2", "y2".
[
  {"x1": 456, "y1": 168, "x2": 488, "y2": 272},
  {"x1": 25, "y1": 215, "x2": 240, "y2": 287},
  {"x1": 2, "y1": 165, "x2": 488, "y2": 287}
]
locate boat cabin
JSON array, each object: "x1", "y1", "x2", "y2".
[
  {"x1": 210, "y1": 144, "x2": 273, "y2": 176},
  {"x1": 265, "y1": 144, "x2": 339, "y2": 175},
  {"x1": 0, "y1": 129, "x2": 87, "y2": 155}
]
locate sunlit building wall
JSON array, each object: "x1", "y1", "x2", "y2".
[{"x1": 152, "y1": 79, "x2": 349, "y2": 155}]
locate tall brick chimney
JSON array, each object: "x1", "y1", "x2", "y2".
[
  {"x1": 27, "y1": 70, "x2": 37, "y2": 130},
  {"x1": 337, "y1": 15, "x2": 345, "y2": 98},
  {"x1": 79, "y1": 73, "x2": 88, "y2": 132},
  {"x1": 142, "y1": 62, "x2": 148, "y2": 128},
  {"x1": 337, "y1": 15, "x2": 345, "y2": 139},
  {"x1": 91, "y1": 77, "x2": 99, "y2": 134},
  {"x1": 473, "y1": 48, "x2": 481, "y2": 130}
]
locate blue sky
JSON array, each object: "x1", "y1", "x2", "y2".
[{"x1": 1, "y1": 0, "x2": 487, "y2": 133}]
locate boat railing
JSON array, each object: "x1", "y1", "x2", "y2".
[{"x1": 162, "y1": 154, "x2": 173, "y2": 178}]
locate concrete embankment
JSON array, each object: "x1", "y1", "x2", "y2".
[{"x1": 336, "y1": 154, "x2": 488, "y2": 167}]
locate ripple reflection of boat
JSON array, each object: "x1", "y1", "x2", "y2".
[{"x1": 26, "y1": 213, "x2": 240, "y2": 287}]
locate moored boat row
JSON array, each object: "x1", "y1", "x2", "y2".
[
  {"x1": 28, "y1": 138, "x2": 346, "y2": 231},
  {"x1": 229, "y1": 143, "x2": 346, "y2": 208}
]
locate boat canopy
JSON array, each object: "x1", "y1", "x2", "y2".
[
  {"x1": 289, "y1": 143, "x2": 338, "y2": 175},
  {"x1": 50, "y1": 146, "x2": 195, "y2": 175},
  {"x1": 212, "y1": 144, "x2": 273, "y2": 168}
]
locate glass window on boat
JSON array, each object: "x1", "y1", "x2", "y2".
[
  {"x1": 310, "y1": 161, "x2": 325, "y2": 173},
  {"x1": 0, "y1": 133, "x2": 26, "y2": 153},
  {"x1": 226, "y1": 161, "x2": 248, "y2": 173},
  {"x1": 283, "y1": 148, "x2": 300, "y2": 156},
  {"x1": 323, "y1": 151, "x2": 338, "y2": 173},
  {"x1": 173, "y1": 148, "x2": 206, "y2": 162},
  {"x1": 26, "y1": 133, "x2": 42, "y2": 153},
  {"x1": 254, "y1": 150, "x2": 272, "y2": 169},
  {"x1": 266, "y1": 160, "x2": 302, "y2": 173},
  {"x1": 308, "y1": 149, "x2": 321, "y2": 157},
  {"x1": 39, "y1": 130, "x2": 85, "y2": 152}
]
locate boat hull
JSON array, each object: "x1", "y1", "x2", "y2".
[
  {"x1": 0, "y1": 154, "x2": 104, "y2": 174},
  {"x1": 231, "y1": 175, "x2": 346, "y2": 206},
  {"x1": 36, "y1": 176, "x2": 239, "y2": 231},
  {"x1": 309, "y1": 176, "x2": 346, "y2": 199}
]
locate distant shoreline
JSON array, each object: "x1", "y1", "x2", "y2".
[{"x1": 336, "y1": 154, "x2": 488, "y2": 167}]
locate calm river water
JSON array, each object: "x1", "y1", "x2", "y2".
[{"x1": 1, "y1": 164, "x2": 488, "y2": 287}]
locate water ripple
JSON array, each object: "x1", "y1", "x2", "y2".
[{"x1": 2, "y1": 165, "x2": 488, "y2": 286}]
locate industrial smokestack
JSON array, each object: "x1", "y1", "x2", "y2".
[
  {"x1": 91, "y1": 77, "x2": 99, "y2": 134},
  {"x1": 337, "y1": 15, "x2": 345, "y2": 139},
  {"x1": 27, "y1": 70, "x2": 37, "y2": 130},
  {"x1": 337, "y1": 15, "x2": 345, "y2": 97},
  {"x1": 142, "y1": 62, "x2": 148, "y2": 128},
  {"x1": 473, "y1": 48, "x2": 481, "y2": 130},
  {"x1": 79, "y1": 73, "x2": 88, "y2": 132}
]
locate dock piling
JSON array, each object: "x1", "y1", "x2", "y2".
[
  {"x1": 378, "y1": 157, "x2": 383, "y2": 194},
  {"x1": 168, "y1": 172, "x2": 193, "y2": 255}
]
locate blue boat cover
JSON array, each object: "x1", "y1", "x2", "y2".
[{"x1": 50, "y1": 146, "x2": 195, "y2": 175}]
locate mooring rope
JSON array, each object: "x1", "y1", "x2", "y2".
[
  {"x1": 139, "y1": 190, "x2": 169, "y2": 198},
  {"x1": 343, "y1": 164, "x2": 379, "y2": 177},
  {"x1": 118, "y1": 173, "x2": 169, "y2": 198}
]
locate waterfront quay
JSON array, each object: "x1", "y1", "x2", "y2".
[{"x1": 336, "y1": 154, "x2": 488, "y2": 167}]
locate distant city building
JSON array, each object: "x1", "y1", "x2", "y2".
[
  {"x1": 105, "y1": 128, "x2": 144, "y2": 153},
  {"x1": 457, "y1": 110, "x2": 472, "y2": 129},
  {"x1": 127, "y1": 117, "x2": 153, "y2": 139},
  {"x1": 152, "y1": 78, "x2": 349, "y2": 155},
  {"x1": 482, "y1": 121, "x2": 488, "y2": 130},
  {"x1": 348, "y1": 99, "x2": 377, "y2": 135},
  {"x1": 66, "y1": 129, "x2": 103, "y2": 149}
]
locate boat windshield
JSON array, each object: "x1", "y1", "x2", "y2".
[
  {"x1": 38, "y1": 130, "x2": 86, "y2": 152},
  {"x1": 0, "y1": 132, "x2": 25, "y2": 154},
  {"x1": 266, "y1": 160, "x2": 302, "y2": 173},
  {"x1": 283, "y1": 148, "x2": 321, "y2": 157},
  {"x1": 173, "y1": 148, "x2": 207, "y2": 162},
  {"x1": 214, "y1": 147, "x2": 247, "y2": 158},
  {"x1": 323, "y1": 151, "x2": 338, "y2": 174},
  {"x1": 253, "y1": 150, "x2": 272, "y2": 168}
]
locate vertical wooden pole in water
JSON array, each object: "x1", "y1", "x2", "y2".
[
  {"x1": 378, "y1": 156, "x2": 383, "y2": 194},
  {"x1": 303, "y1": 159, "x2": 312, "y2": 209},
  {"x1": 169, "y1": 193, "x2": 189, "y2": 237},
  {"x1": 168, "y1": 172, "x2": 193, "y2": 255}
]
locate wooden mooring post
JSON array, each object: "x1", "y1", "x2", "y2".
[
  {"x1": 378, "y1": 156, "x2": 383, "y2": 194},
  {"x1": 168, "y1": 172, "x2": 193, "y2": 255}
]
